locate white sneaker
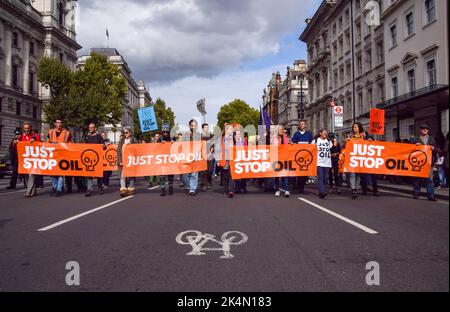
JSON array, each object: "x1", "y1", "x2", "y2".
[
  {"x1": 284, "y1": 191, "x2": 290, "y2": 198},
  {"x1": 275, "y1": 190, "x2": 280, "y2": 197}
]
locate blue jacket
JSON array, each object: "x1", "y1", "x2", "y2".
[{"x1": 292, "y1": 130, "x2": 313, "y2": 144}]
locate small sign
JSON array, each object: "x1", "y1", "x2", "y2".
[
  {"x1": 330, "y1": 101, "x2": 336, "y2": 107},
  {"x1": 138, "y1": 106, "x2": 158, "y2": 132}
]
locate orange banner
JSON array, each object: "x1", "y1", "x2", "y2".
[
  {"x1": 122, "y1": 141, "x2": 207, "y2": 177},
  {"x1": 338, "y1": 149, "x2": 345, "y2": 173},
  {"x1": 18, "y1": 142, "x2": 104, "y2": 177},
  {"x1": 343, "y1": 140, "x2": 432, "y2": 178},
  {"x1": 230, "y1": 144, "x2": 317, "y2": 179},
  {"x1": 369, "y1": 108, "x2": 385, "y2": 135},
  {"x1": 103, "y1": 144, "x2": 118, "y2": 171}
]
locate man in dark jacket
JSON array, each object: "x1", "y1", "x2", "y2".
[
  {"x1": 84, "y1": 122, "x2": 105, "y2": 197},
  {"x1": 6, "y1": 129, "x2": 23, "y2": 189},
  {"x1": 291, "y1": 120, "x2": 313, "y2": 193}
]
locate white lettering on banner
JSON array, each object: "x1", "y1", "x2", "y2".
[
  {"x1": 234, "y1": 149, "x2": 274, "y2": 174},
  {"x1": 126, "y1": 153, "x2": 202, "y2": 167},
  {"x1": 22, "y1": 146, "x2": 58, "y2": 170},
  {"x1": 234, "y1": 162, "x2": 272, "y2": 174},
  {"x1": 349, "y1": 143, "x2": 386, "y2": 169},
  {"x1": 234, "y1": 149, "x2": 269, "y2": 162}
]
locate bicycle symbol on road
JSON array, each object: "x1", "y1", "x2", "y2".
[{"x1": 176, "y1": 230, "x2": 248, "y2": 259}]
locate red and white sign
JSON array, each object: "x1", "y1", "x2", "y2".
[
  {"x1": 330, "y1": 101, "x2": 336, "y2": 107},
  {"x1": 333, "y1": 106, "x2": 344, "y2": 128},
  {"x1": 333, "y1": 106, "x2": 343, "y2": 114}
]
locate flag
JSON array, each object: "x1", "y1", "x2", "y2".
[
  {"x1": 259, "y1": 106, "x2": 272, "y2": 145},
  {"x1": 196, "y1": 98, "x2": 206, "y2": 115},
  {"x1": 259, "y1": 106, "x2": 272, "y2": 128}
]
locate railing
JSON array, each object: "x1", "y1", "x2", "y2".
[{"x1": 376, "y1": 84, "x2": 448, "y2": 109}]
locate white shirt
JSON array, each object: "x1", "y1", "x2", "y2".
[{"x1": 314, "y1": 137, "x2": 332, "y2": 168}]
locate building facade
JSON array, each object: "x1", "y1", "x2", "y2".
[
  {"x1": 300, "y1": 0, "x2": 448, "y2": 141},
  {"x1": 380, "y1": 0, "x2": 449, "y2": 141},
  {"x1": 77, "y1": 48, "x2": 152, "y2": 144},
  {"x1": 0, "y1": 0, "x2": 80, "y2": 158}
]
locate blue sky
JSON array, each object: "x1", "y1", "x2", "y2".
[{"x1": 76, "y1": 0, "x2": 322, "y2": 127}]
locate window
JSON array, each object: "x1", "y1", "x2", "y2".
[
  {"x1": 33, "y1": 105, "x2": 37, "y2": 119},
  {"x1": 346, "y1": 63, "x2": 351, "y2": 82},
  {"x1": 368, "y1": 88, "x2": 373, "y2": 108},
  {"x1": 29, "y1": 72, "x2": 34, "y2": 93},
  {"x1": 366, "y1": 48, "x2": 372, "y2": 70},
  {"x1": 339, "y1": 37, "x2": 344, "y2": 57},
  {"x1": 356, "y1": 0, "x2": 361, "y2": 12},
  {"x1": 356, "y1": 22, "x2": 361, "y2": 42},
  {"x1": 338, "y1": 17, "x2": 343, "y2": 31},
  {"x1": 339, "y1": 67, "x2": 344, "y2": 86},
  {"x1": 59, "y1": 53, "x2": 64, "y2": 63},
  {"x1": 357, "y1": 54, "x2": 362, "y2": 76},
  {"x1": 406, "y1": 12, "x2": 414, "y2": 36},
  {"x1": 345, "y1": 32, "x2": 350, "y2": 52},
  {"x1": 12, "y1": 65, "x2": 19, "y2": 88},
  {"x1": 30, "y1": 42, "x2": 34, "y2": 56},
  {"x1": 425, "y1": 0, "x2": 436, "y2": 23},
  {"x1": 378, "y1": 83, "x2": 385, "y2": 103},
  {"x1": 16, "y1": 102, "x2": 21, "y2": 116},
  {"x1": 391, "y1": 76, "x2": 398, "y2": 97},
  {"x1": 12, "y1": 32, "x2": 18, "y2": 48},
  {"x1": 390, "y1": 24, "x2": 397, "y2": 46},
  {"x1": 58, "y1": 2, "x2": 65, "y2": 26},
  {"x1": 358, "y1": 92, "x2": 363, "y2": 114},
  {"x1": 345, "y1": 9, "x2": 350, "y2": 24},
  {"x1": 376, "y1": 40, "x2": 384, "y2": 64},
  {"x1": 333, "y1": 23, "x2": 336, "y2": 36},
  {"x1": 426, "y1": 58, "x2": 436, "y2": 86},
  {"x1": 407, "y1": 68, "x2": 415, "y2": 92},
  {"x1": 334, "y1": 70, "x2": 338, "y2": 89}
]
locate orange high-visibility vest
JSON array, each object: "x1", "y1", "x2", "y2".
[{"x1": 48, "y1": 129, "x2": 70, "y2": 143}]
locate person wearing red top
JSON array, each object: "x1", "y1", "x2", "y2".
[
  {"x1": 19, "y1": 122, "x2": 42, "y2": 198},
  {"x1": 271, "y1": 125, "x2": 290, "y2": 198}
]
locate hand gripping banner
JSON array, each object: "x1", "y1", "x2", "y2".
[
  {"x1": 122, "y1": 141, "x2": 207, "y2": 177},
  {"x1": 342, "y1": 140, "x2": 432, "y2": 178},
  {"x1": 18, "y1": 142, "x2": 104, "y2": 177},
  {"x1": 230, "y1": 144, "x2": 317, "y2": 179}
]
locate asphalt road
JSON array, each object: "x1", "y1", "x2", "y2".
[{"x1": 0, "y1": 175, "x2": 448, "y2": 292}]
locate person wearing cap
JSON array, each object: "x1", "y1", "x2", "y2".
[
  {"x1": 410, "y1": 124, "x2": 437, "y2": 201},
  {"x1": 47, "y1": 119, "x2": 72, "y2": 197},
  {"x1": 6, "y1": 129, "x2": 23, "y2": 189},
  {"x1": 158, "y1": 124, "x2": 174, "y2": 196}
]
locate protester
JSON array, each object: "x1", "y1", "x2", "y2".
[
  {"x1": 101, "y1": 131, "x2": 113, "y2": 188},
  {"x1": 6, "y1": 129, "x2": 23, "y2": 190},
  {"x1": 271, "y1": 125, "x2": 290, "y2": 197},
  {"x1": 84, "y1": 122, "x2": 105, "y2": 197},
  {"x1": 291, "y1": 120, "x2": 313, "y2": 193},
  {"x1": 20, "y1": 122, "x2": 42, "y2": 198},
  {"x1": 361, "y1": 131, "x2": 379, "y2": 196},
  {"x1": 47, "y1": 119, "x2": 72, "y2": 197},
  {"x1": 216, "y1": 123, "x2": 235, "y2": 198},
  {"x1": 344, "y1": 122, "x2": 366, "y2": 199},
  {"x1": 312, "y1": 128, "x2": 332, "y2": 198},
  {"x1": 444, "y1": 132, "x2": 449, "y2": 188},
  {"x1": 182, "y1": 119, "x2": 201, "y2": 196},
  {"x1": 410, "y1": 124, "x2": 437, "y2": 201},
  {"x1": 117, "y1": 126, "x2": 138, "y2": 197},
  {"x1": 200, "y1": 123, "x2": 213, "y2": 191},
  {"x1": 328, "y1": 135, "x2": 342, "y2": 194},
  {"x1": 158, "y1": 124, "x2": 174, "y2": 196},
  {"x1": 234, "y1": 129, "x2": 248, "y2": 194}
]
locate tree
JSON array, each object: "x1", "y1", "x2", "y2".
[
  {"x1": 69, "y1": 53, "x2": 126, "y2": 133},
  {"x1": 37, "y1": 57, "x2": 76, "y2": 126},
  {"x1": 217, "y1": 99, "x2": 259, "y2": 129},
  {"x1": 133, "y1": 98, "x2": 176, "y2": 142}
]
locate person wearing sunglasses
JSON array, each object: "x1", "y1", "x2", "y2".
[{"x1": 117, "y1": 126, "x2": 138, "y2": 197}]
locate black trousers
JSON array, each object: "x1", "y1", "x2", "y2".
[
  {"x1": 221, "y1": 168, "x2": 234, "y2": 194},
  {"x1": 9, "y1": 164, "x2": 18, "y2": 188},
  {"x1": 361, "y1": 174, "x2": 378, "y2": 193},
  {"x1": 328, "y1": 161, "x2": 340, "y2": 187}
]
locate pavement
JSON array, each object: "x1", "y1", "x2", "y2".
[{"x1": 0, "y1": 176, "x2": 448, "y2": 292}]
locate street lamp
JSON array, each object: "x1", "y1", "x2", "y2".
[{"x1": 298, "y1": 73, "x2": 305, "y2": 120}]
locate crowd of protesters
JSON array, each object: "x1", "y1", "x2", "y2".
[{"x1": 4, "y1": 118, "x2": 448, "y2": 202}]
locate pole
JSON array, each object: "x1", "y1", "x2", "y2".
[
  {"x1": 332, "y1": 106, "x2": 335, "y2": 133},
  {"x1": 350, "y1": 0, "x2": 356, "y2": 123},
  {"x1": 300, "y1": 76, "x2": 304, "y2": 120}
]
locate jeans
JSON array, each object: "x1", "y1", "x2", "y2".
[
  {"x1": 437, "y1": 165, "x2": 447, "y2": 187},
  {"x1": 413, "y1": 167, "x2": 435, "y2": 197},
  {"x1": 183, "y1": 172, "x2": 198, "y2": 192},
  {"x1": 274, "y1": 177, "x2": 289, "y2": 191},
  {"x1": 87, "y1": 177, "x2": 103, "y2": 191},
  {"x1": 349, "y1": 172, "x2": 363, "y2": 190},
  {"x1": 25, "y1": 174, "x2": 36, "y2": 195},
  {"x1": 317, "y1": 166, "x2": 329, "y2": 194},
  {"x1": 51, "y1": 176, "x2": 64, "y2": 192},
  {"x1": 235, "y1": 179, "x2": 248, "y2": 192},
  {"x1": 221, "y1": 169, "x2": 234, "y2": 194},
  {"x1": 361, "y1": 174, "x2": 378, "y2": 193}
]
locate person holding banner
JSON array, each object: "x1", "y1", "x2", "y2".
[
  {"x1": 360, "y1": 131, "x2": 379, "y2": 197},
  {"x1": 159, "y1": 124, "x2": 174, "y2": 196},
  {"x1": 271, "y1": 125, "x2": 290, "y2": 198},
  {"x1": 291, "y1": 120, "x2": 313, "y2": 193},
  {"x1": 234, "y1": 129, "x2": 248, "y2": 194},
  {"x1": 410, "y1": 124, "x2": 437, "y2": 201},
  {"x1": 20, "y1": 122, "x2": 42, "y2": 198},
  {"x1": 216, "y1": 123, "x2": 235, "y2": 198},
  {"x1": 101, "y1": 131, "x2": 113, "y2": 188},
  {"x1": 84, "y1": 123, "x2": 105, "y2": 197},
  {"x1": 182, "y1": 119, "x2": 201, "y2": 196},
  {"x1": 344, "y1": 122, "x2": 366, "y2": 200},
  {"x1": 117, "y1": 126, "x2": 138, "y2": 197},
  {"x1": 312, "y1": 128, "x2": 332, "y2": 199},
  {"x1": 47, "y1": 119, "x2": 72, "y2": 197}
]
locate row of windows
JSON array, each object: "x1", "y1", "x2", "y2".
[
  {"x1": 0, "y1": 97, "x2": 38, "y2": 119},
  {"x1": 389, "y1": 0, "x2": 436, "y2": 48}
]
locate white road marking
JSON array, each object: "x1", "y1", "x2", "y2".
[
  {"x1": 37, "y1": 196, "x2": 134, "y2": 232},
  {"x1": 298, "y1": 197, "x2": 378, "y2": 234}
]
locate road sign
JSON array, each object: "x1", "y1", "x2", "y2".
[
  {"x1": 334, "y1": 106, "x2": 344, "y2": 128},
  {"x1": 334, "y1": 106, "x2": 343, "y2": 114},
  {"x1": 330, "y1": 101, "x2": 336, "y2": 107}
]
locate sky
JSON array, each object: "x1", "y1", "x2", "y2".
[{"x1": 76, "y1": 0, "x2": 323, "y2": 127}]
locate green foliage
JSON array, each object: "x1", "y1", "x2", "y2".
[
  {"x1": 217, "y1": 99, "x2": 259, "y2": 129},
  {"x1": 37, "y1": 53, "x2": 127, "y2": 133},
  {"x1": 133, "y1": 98, "x2": 176, "y2": 142}
]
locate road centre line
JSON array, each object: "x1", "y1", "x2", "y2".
[
  {"x1": 298, "y1": 197, "x2": 378, "y2": 234},
  {"x1": 37, "y1": 196, "x2": 135, "y2": 232}
]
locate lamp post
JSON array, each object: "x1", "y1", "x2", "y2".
[{"x1": 298, "y1": 73, "x2": 305, "y2": 120}]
